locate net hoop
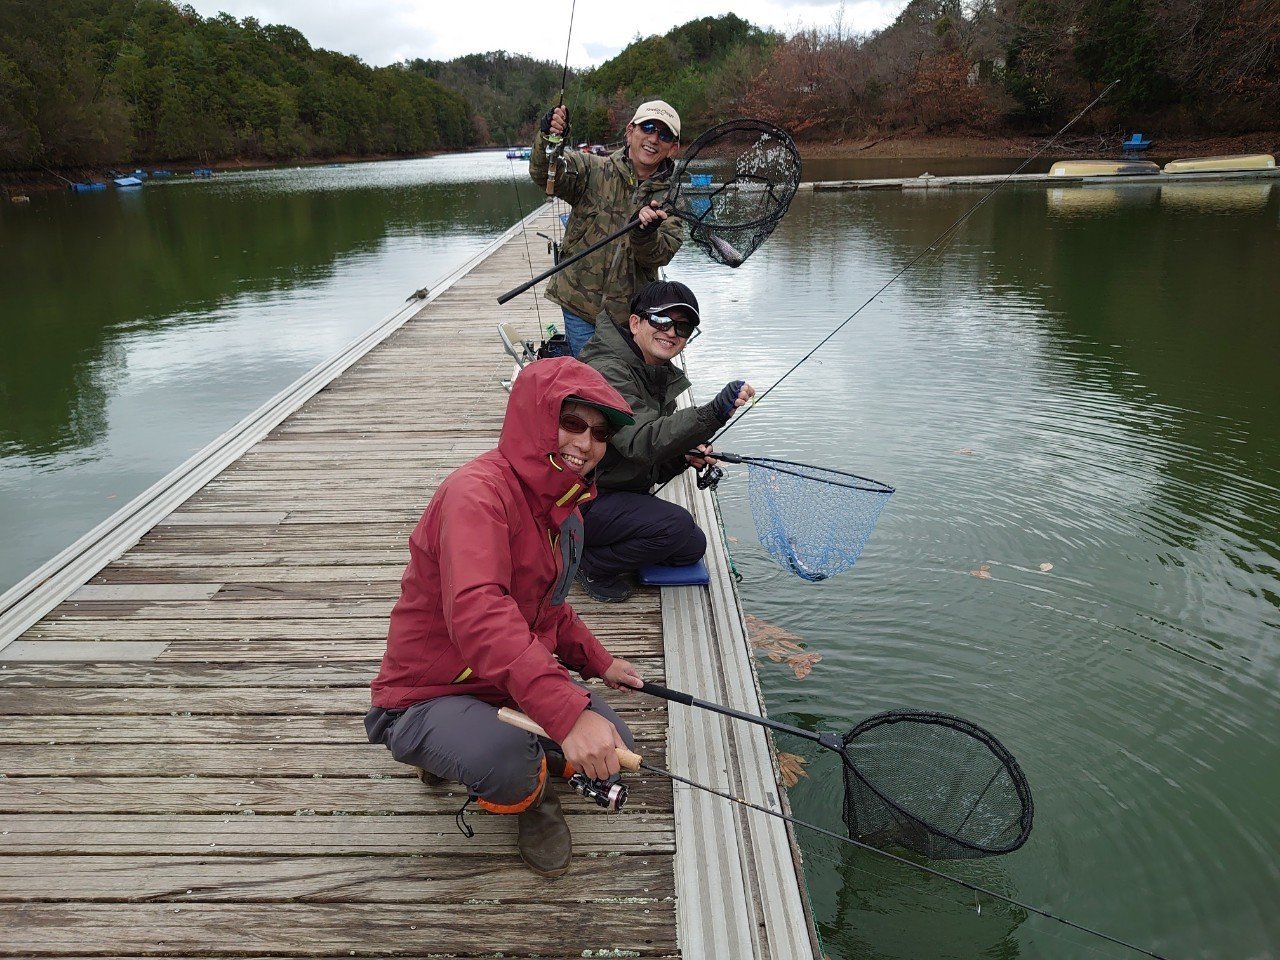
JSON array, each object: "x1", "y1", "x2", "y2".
[
  {"x1": 743, "y1": 457, "x2": 895, "y2": 495},
  {"x1": 670, "y1": 118, "x2": 801, "y2": 232},
  {"x1": 842, "y1": 709, "x2": 1034, "y2": 856}
]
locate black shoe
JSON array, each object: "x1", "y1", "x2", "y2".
[{"x1": 575, "y1": 569, "x2": 633, "y2": 603}]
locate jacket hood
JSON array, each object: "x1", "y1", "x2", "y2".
[{"x1": 498, "y1": 358, "x2": 634, "y2": 523}]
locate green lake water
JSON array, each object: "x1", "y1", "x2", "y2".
[{"x1": 2, "y1": 155, "x2": 1278, "y2": 959}]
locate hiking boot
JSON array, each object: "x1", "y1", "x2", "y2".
[
  {"x1": 517, "y1": 783, "x2": 572, "y2": 878},
  {"x1": 410, "y1": 765, "x2": 448, "y2": 786},
  {"x1": 576, "y1": 568, "x2": 633, "y2": 603}
]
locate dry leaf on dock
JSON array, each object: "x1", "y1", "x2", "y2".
[{"x1": 777, "y1": 752, "x2": 810, "y2": 788}]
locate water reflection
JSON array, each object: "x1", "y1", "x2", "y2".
[
  {"x1": 1046, "y1": 184, "x2": 1160, "y2": 217},
  {"x1": 0, "y1": 152, "x2": 543, "y2": 590}
]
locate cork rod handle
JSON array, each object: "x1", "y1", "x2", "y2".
[{"x1": 496, "y1": 707, "x2": 642, "y2": 772}]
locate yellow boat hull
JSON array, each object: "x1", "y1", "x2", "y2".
[
  {"x1": 1163, "y1": 154, "x2": 1276, "y2": 173},
  {"x1": 1049, "y1": 160, "x2": 1161, "y2": 177}
]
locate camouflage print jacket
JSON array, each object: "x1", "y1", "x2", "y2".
[{"x1": 529, "y1": 131, "x2": 684, "y2": 330}]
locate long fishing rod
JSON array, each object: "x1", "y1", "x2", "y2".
[
  {"x1": 497, "y1": 703, "x2": 1169, "y2": 960},
  {"x1": 708, "y1": 79, "x2": 1121, "y2": 445},
  {"x1": 543, "y1": 0, "x2": 578, "y2": 199}
]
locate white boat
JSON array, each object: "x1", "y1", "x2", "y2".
[
  {"x1": 1163, "y1": 154, "x2": 1275, "y2": 174},
  {"x1": 1049, "y1": 160, "x2": 1160, "y2": 177}
]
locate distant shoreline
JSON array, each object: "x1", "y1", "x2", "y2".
[{"x1": 6, "y1": 130, "x2": 1277, "y2": 195}]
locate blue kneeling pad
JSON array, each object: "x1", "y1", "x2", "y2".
[{"x1": 638, "y1": 559, "x2": 710, "y2": 586}]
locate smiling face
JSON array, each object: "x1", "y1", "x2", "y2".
[
  {"x1": 628, "y1": 309, "x2": 693, "y2": 366},
  {"x1": 626, "y1": 121, "x2": 679, "y2": 179},
  {"x1": 556, "y1": 401, "x2": 609, "y2": 476}
]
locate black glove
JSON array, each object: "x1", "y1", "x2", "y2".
[
  {"x1": 710, "y1": 380, "x2": 745, "y2": 424},
  {"x1": 635, "y1": 205, "x2": 659, "y2": 233},
  {"x1": 540, "y1": 107, "x2": 567, "y2": 136}
]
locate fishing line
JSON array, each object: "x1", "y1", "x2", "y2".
[
  {"x1": 639, "y1": 759, "x2": 1169, "y2": 960},
  {"x1": 504, "y1": 146, "x2": 545, "y2": 337},
  {"x1": 706, "y1": 79, "x2": 1121, "y2": 446}
]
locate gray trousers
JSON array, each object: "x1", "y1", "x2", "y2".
[{"x1": 365, "y1": 686, "x2": 634, "y2": 811}]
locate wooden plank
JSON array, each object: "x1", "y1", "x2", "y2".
[
  {"x1": 0, "y1": 775, "x2": 674, "y2": 814},
  {"x1": 0, "y1": 853, "x2": 674, "y2": 902},
  {"x1": 0, "y1": 742, "x2": 668, "y2": 778},
  {"x1": 0, "y1": 641, "x2": 169, "y2": 662},
  {"x1": 0, "y1": 902, "x2": 677, "y2": 956},
  {"x1": 0, "y1": 658, "x2": 663, "y2": 688},
  {"x1": 0, "y1": 713, "x2": 670, "y2": 743},
  {"x1": 0, "y1": 814, "x2": 675, "y2": 855},
  {"x1": 157, "y1": 512, "x2": 288, "y2": 526},
  {"x1": 68, "y1": 584, "x2": 223, "y2": 601}
]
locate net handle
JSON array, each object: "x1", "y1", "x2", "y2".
[
  {"x1": 688, "y1": 450, "x2": 896, "y2": 493},
  {"x1": 639, "y1": 682, "x2": 839, "y2": 753}
]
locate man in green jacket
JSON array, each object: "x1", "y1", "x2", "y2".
[
  {"x1": 530, "y1": 100, "x2": 685, "y2": 355},
  {"x1": 576, "y1": 280, "x2": 754, "y2": 601}
]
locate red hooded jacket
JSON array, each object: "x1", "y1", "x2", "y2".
[{"x1": 370, "y1": 358, "x2": 633, "y2": 743}]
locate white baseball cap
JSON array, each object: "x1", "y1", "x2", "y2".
[{"x1": 630, "y1": 100, "x2": 681, "y2": 139}]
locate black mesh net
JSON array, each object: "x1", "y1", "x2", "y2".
[
  {"x1": 746, "y1": 459, "x2": 893, "y2": 582},
  {"x1": 672, "y1": 119, "x2": 802, "y2": 268},
  {"x1": 840, "y1": 710, "x2": 1034, "y2": 860}
]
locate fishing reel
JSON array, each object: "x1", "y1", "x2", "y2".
[
  {"x1": 568, "y1": 772, "x2": 628, "y2": 812},
  {"x1": 696, "y1": 462, "x2": 724, "y2": 491}
]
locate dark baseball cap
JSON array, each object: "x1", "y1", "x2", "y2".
[{"x1": 630, "y1": 280, "x2": 701, "y2": 325}]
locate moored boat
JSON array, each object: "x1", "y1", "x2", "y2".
[
  {"x1": 1049, "y1": 160, "x2": 1160, "y2": 177},
  {"x1": 113, "y1": 176, "x2": 143, "y2": 188},
  {"x1": 505, "y1": 147, "x2": 532, "y2": 160},
  {"x1": 1163, "y1": 154, "x2": 1275, "y2": 174}
]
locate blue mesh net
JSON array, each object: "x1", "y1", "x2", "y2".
[{"x1": 746, "y1": 459, "x2": 894, "y2": 581}]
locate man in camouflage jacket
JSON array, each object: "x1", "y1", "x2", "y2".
[{"x1": 530, "y1": 100, "x2": 684, "y2": 355}]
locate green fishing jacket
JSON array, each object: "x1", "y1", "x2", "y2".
[
  {"x1": 579, "y1": 313, "x2": 722, "y2": 494},
  {"x1": 529, "y1": 133, "x2": 684, "y2": 330}
]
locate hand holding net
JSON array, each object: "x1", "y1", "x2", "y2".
[{"x1": 497, "y1": 118, "x2": 801, "y2": 305}]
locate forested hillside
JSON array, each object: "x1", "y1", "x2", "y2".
[
  {"x1": 0, "y1": 0, "x2": 470, "y2": 169},
  {"x1": 2, "y1": 0, "x2": 1275, "y2": 174}
]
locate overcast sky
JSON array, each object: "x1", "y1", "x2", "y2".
[{"x1": 182, "y1": 0, "x2": 910, "y2": 68}]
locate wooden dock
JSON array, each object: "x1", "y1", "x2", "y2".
[{"x1": 0, "y1": 207, "x2": 820, "y2": 958}]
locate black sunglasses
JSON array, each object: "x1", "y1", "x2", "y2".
[
  {"x1": 559, "y1": 412, "x2": 614, "y2": 443},
  {"x1": 645, "y1": 309, "x2": 698, "y2": 340},
  {"x1": 637, "y1": 120, "x2": 677, "y2": 143}
]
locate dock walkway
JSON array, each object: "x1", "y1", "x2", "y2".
[{"x1": 0, "y1": 206, "x2": 819, "y2": 958}]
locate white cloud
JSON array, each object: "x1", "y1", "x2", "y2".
[{"x1": 182, "y1": 0, "x2": 908, "y2": 67}]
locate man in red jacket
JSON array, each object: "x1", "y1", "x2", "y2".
[{"x1": 366, "y1": 357, "x2": 644, "y2": 878}]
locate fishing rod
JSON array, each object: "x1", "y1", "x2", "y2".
[
  {"x1": 498, "y1": 695, "x2": 1171, "y2": 960},
  {"x1": 707, "y1": 79, "x2": 1121, "y2": 446},
  {"x1": 542, "y1": 0, "x2": 578, "y2": 199}
]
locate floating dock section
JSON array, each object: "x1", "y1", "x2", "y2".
[{"x1": 0, "y1": 205, "x2": 820, "y2": 959}]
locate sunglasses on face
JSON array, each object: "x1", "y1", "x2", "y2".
[
  {"x1": 559, "y1": 413, "x2": 614, "y2": 443},
  {"x1": 645, "y1": 310, "x2": 698, "y2": 340},
  {"x1": 637, "y1": 120, "x2": 677, "y2": 143}
]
